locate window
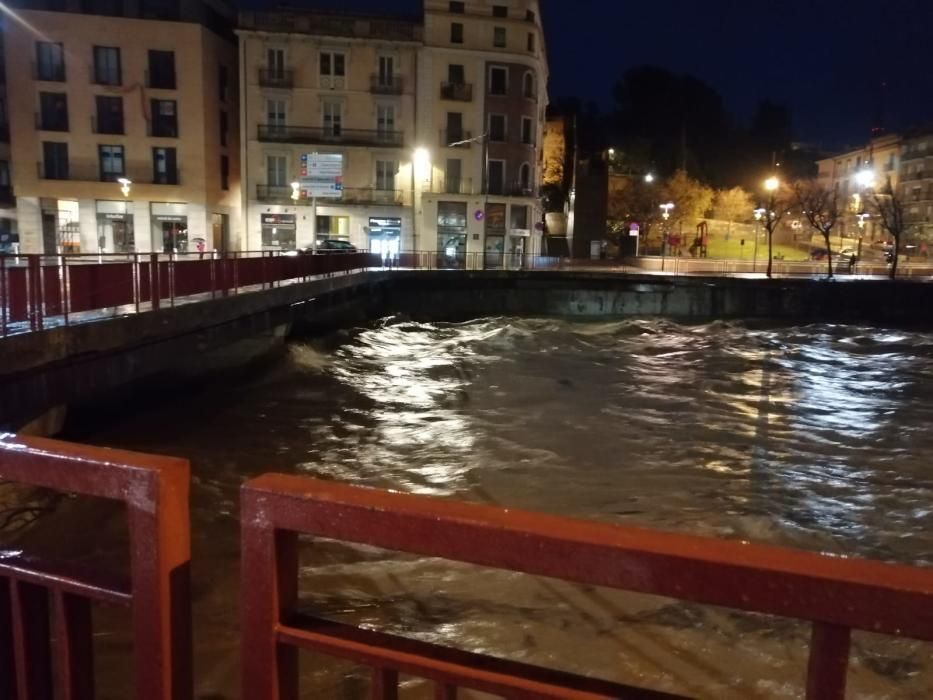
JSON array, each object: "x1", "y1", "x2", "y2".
[
  {"x1": 448, "y1": 64, "x2": 465, "y2": 84},
  {"x1": 267, "y1": 48, "x2": 285, "y2": 78},
  {"x1": 887, "y1": 154, "x2": 897, "y2": 172},
  {"x1": 493, "y1": 5, "x2": 508, "y2": 17},
  {"x1": 152, "y1": 146, "x2": 178, "y2": 184},
  {"x1": 521, "y1": 116, "x2": 533, "y2": 145},
  {"x1": 150, "y1": 99, "x2": 177, "y2": 137},
  {"x1": 522, "y1": 71, "x2": 535, "y2": 98},
  {"x1": 36, "y1": 42, "x2": 65, "y2": 81},
  {"x1": 320, "y1": 51, "x2": 346, "y2": 77},
  {"x1": 519, "y1": 163, "x2": 532, "y2": 191},
  {"x1": 98, "y1": 144, "x2": 125, "y2": 181},
  {"x1": 218, "y1": 64, "x2": 228, "y2": 102},
  {"x1": 220, "y1": 110, "x2": 228, "y2": 147},
  {"x1": 95, "y1": 95, "x2": 123, "y2": 134},
  {"x1": 449, "y1": 1, "x2": 464, "y2": 12},
  {"x1": 488, "y1": 160, "x2": 505, "y2": 195},
  {"x1": 93, "y1": 46, "x2": 121, "y2": 86},
  {"x1": 42, "y1": 142, "x2": 68, "y2": 179},
  {"x1": 0, "y1": 160, "x2": 9, "y2": 187},
  {"x1": 376, "y1": 104, "x2": 395, "y2": 138},
  {"x1": 446, "y1": 112, "x2": 463, "y2": 141},
  {"x1": 323, "y1": 101, "x2": 342, "y2": 136},
  {"x1": 39, "y1": 92, "x2": 69, "y2": 131},
  {"x1": 148, "y1": 50, "x2": 176, "y2": 89},
  {"x1": 489, "y1": 114, "x2": 506, "y2": 142},
  {"x1": 220, "y1": 155, "x2": 229, "y2": 190},
  {"x1": 527, "y1": 32, "x2": 535, "y2": 52},
  {"x1": 376, "y1": 160, "x2": 396, "y2": 191},
  {"x1": 451, "y1": 22, "x2": 464, "y2": 44},
  {"x1": 446, "y1": 158, "x2": 462, "y2": 193},
  {"x1": 267, "y1": 154, "x2": 287, "y2": 187},
  {"x1": 493, "y1": 27, "x2": 507, "y2": 48},
  {"x1": 267, "y1": 98, "x2": 286, "y2": 129},
  {"x1": 489, "y1": 66, "x2": 508, "y2": 95},
  {"x1": 511, "y1": 204, "x2": 529, "y2": 230},
  {"x1": 526, "y1": 9, "x2": 535, "y2": 21},
  {"x1": 377, "y1": 55, "x2": 395, "y2": 87}
]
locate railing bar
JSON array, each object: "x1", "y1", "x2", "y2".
[
  {"x1": 434, "y1": 682, "x2": 457, "y2": 699},
  {"x1": 805, "y1": 623, "x2": 850, "y2": 700},
  {"x1": 11, "y1": 580, "x2": 53, "y2": 700},
  {"x1": 276, "y1": 617, "x2": 682, "y2": 700},
  {"x1": 371, "y1": 667, "x2": 399, "y2": 700},
  {"x1": 52, "y1": 590, "x2": 95, "y2": 700},
  {"x1": 0, "y1": 578, "x2": 16, "y2": 698},
  {"x1": 0, "y1": 560, "x2": 131, "y2": 606}
]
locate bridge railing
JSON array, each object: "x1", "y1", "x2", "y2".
[
  {"x1": 0, "y1": 251, "x2": 382, "y2": 337},
  {"x1": 240, "y1": 474, "x2": 933, "y2": 700},
  {"x1": 0, "y1": 434, "x2": 191, "y2": 700}
]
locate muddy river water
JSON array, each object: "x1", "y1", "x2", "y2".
[{"x1": 9, "y1": 317, "x2": 933, "y2": 698}]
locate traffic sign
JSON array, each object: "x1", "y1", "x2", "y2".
[{"x1": 299, "y1": 153, "x2": 344, "y2": 199}]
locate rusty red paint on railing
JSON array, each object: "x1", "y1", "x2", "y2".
[
  {"x1": 240, "y1": 474, "x2": 933, "y2": 700},
  {"x1": 0, "y1": 435, "x2": 191, "y2": 700},
  {"x1": 0, "y1": 251, "x2": 381, "y2": 337}
]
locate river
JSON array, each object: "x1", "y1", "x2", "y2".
[{"x1": 13, "y1": 317, "x2": 933, "y2": 697}]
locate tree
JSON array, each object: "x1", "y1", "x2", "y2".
[
  {"x1": 869, "y1": 177, "x2": 911, "y2": 280},
  {"x1": 760, "y1": 180, "x2": 791, "y2": 279},
  {"x1": 607, "y1": 175, "x2": 661, "y2": 244},
  {"x1": 793, "y1": 179, "x2": 843, "y2": 278},
  {"x1": 662, "y1": 170, "x2": 714, "y2": 223},
  {"x1": 713, "y1": 187, "x2": 754, "y2": 237}
]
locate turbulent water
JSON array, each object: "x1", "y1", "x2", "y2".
[{"x1": 15, "y1": 317, "x2": 933, "y2": 698}]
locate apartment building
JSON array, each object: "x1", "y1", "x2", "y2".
[
  {"x1": 237, "y1": 0, "x2": 549, "y2": 266},
  {"x1": 237, "y1": 9, "x2": 421, "y2": 256},
  {"x1": 0, "y1": 23, "x2": 14, "y2": 252},
  {"x1": 899, "y1": 127, "x2": 933, "y2": 245},
  {"x1": 5, "y1": 0, "x2": 240, "y2": 255},
  {"x1": 420, "y1": 0, "x2": 547, "y2": 266},
  {"x1": 816, "y1": 133, "x2": 900, "y2": 242}
]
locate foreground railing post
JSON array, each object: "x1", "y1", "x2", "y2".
[
  {"x1": 0, "y1": 254, "x2": 7, "y2": 336},
  {"x1": 241, "y1": 490, "x2": 299, "y2": 700},
  {"x1": 150, "y1": 253, "x2": 161, "y2": 311},
  {"x1": 805, "y1": 623, "x2": 850, "y2": 700}
]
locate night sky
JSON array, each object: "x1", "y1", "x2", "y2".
[{"x1": 239, "y1": 0, "x2": 933, "y2": 148}]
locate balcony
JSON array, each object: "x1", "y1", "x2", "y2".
[
  {"x1": 440, "y1": 82, "x2": 473, "y2": 102},
  {"x1": 37, "y1": 161, "x2": 180, "y2": 185},
  {"x1": 258, "y1": 124, "x2": 405, "y2": 147},
  {"x1": 429, "y1": 177, "x2": 475, "y2": 195},
  {"x1": 256, "y1": 184, "x2": 293, "y2": 203},
  {"x1": 259, "y1": 68, "x2": 294, "y2": 88},
  {"x1": 0, "y1": 185, "x2": 14, "y2": 206},
  {"x1": 257, "y1": 184, "x2": 406, "y2": 206},
  {"x1": 487, "y1": 182, "x2": 536, "y2": 198},
  {"x1": 370, "y1": 75, "x2": 404, "y2": 95},
  {"x1": 901, "y1": 150, "x2": 930, "y2": 163},
  {"x1": 439, "y1": 129, "x2": 472, "y2": 148}
]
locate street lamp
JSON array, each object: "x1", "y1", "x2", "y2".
[
  {"x1": 290, "y1": 181, "x2": 301, "y2": 203},
  {"x1": 118, "y1": 177, "x2": 132, "y2": 198},
  {"x1": 660, "y1": 202, "x2": 674, "y2": 220},
  {"x1": 764, "y1": 176, "x2": 780, "y2": 193},
  {"x1": 855, "y1": 169, "x2": 876, "y2": 190},
  {"x1": 753, "y1": 207, "x2": 766, "y2": 270},
  {"x1": 644, "y1": 173, "x2": 655, "y2": 184},
  {"x1": 659, "y1": 202, "x2": 674, "y2": 270}
]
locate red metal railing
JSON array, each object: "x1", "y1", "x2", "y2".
[
  {"x1": 0, "y1": 435, "x2": 191, "y2": 700},
  {"x1": 241, "y1": 474, "x2": 933, "y2": 700},
  {"x1": 0, "y1": 251, "x2": 382, "y2": 337}
]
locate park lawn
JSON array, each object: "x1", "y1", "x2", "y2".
[{"x1": 705, "y1": 237, "x2": 808, "y2": 261}]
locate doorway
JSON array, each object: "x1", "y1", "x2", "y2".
[{"x1": 42, "y1": 212, "x2": 58, "y2": 254}]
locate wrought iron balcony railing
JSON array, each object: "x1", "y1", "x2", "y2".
[{"x1": 258, "y1": 124, "x2": 405, "y2": 147}]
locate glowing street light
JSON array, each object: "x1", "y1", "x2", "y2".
[
  {"x1": 644, "y1": 173, "x2": 655, "y2": 183},
  {"x1": 413, "y1": 147, "x2": 431, "y2": 170},
  {"x1": 764, "y1": 176, "x2": 780, "y2": 192},
  {"x1": 754, "y1": 207, "x2": 766, "y2": 221},
  {"x1": 855, "y1": 169, "x2": 876, "y2": 189},
  {"x1": 660, "y1": 202, "x2": 674, "y2": 220},
  {"x1": 290, "y1": 181, "x2": 301, "y2": 202},
  {"x1": 117, "y1": 177, "x2": 132, "y2": 197}
]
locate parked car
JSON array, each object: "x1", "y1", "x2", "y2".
[{"x1": 299, "y1": 239, "x2": 359, "y2": 254}]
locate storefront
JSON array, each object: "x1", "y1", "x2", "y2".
[
  {"x1": 97, "y1": 200, "x2": 134, "y2": 253},
  {"x1": 151, "y1": 202, "x2": 188, "y2": 253},
  {"x1": 437, "y1": 201, "x2": 467, "y2": 268},
  {"x1": 484, "y1": 203, "x2": 506, "y2": 268},
  {"x1": 316, "y1": 214, "x2": 350, "y2": 246},
  {"x1": 368, "y1": 216, "x2": 401, "y2": 259},
  {"x1": 261, "y1": 213, "x2": 296, "y2": 250}
]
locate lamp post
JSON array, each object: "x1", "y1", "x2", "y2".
[
  {"x1": 411, "y1": 147, "x2": 430, "y2": 254},
  {"x1": 763, "y1": 176, "x2": 780, "y2": 278},
  {"x1": 660, "y1": 202, "x2": 674, "y2": 271},
  {"x1": 753, "y1": 207, "x2": 765, "y2": 272}
]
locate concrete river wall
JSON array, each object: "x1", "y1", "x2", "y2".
[{"x1": 3, "y1": 270, "x2": 933, "y2": 432}]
